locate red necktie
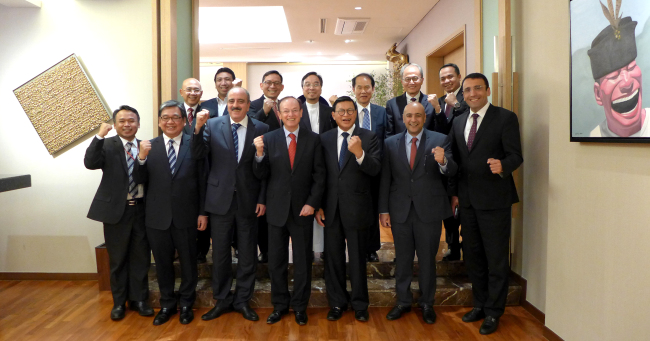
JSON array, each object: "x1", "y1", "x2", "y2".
[
  {"x1": 410, "y1": 137, "x2": 417, "y2": 170},
  {"x1": 467, "y1": 113, "x2": 479, "y2": 151},
  {"x1": 288, "y1": 133, "x2": 296, "y2": 169},
  {"x1": 444, "y1": 102, "x2": 452, "y2": 119},
  {"x1": 187, "y1": 108, "x2": 194, "y2": 125}
]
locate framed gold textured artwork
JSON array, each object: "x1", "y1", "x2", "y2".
[{"x1": 13, "y1": 54, "x2": 111, "y2": 155}]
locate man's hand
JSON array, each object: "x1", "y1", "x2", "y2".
[
  {"x1": 329, "y1": 95, "x2": 338, "y2": 106},
  {"x1": 299, "y1": 204, "x2": 315, "y2": 217},
  {"x1": 348, "y1": 135, "x2": 363, "y2": 159},
  {"x1": 427, "y1": 94, "x2": 441, "y2": 112},
  {"x1": 253, "y1": 136, "x2": 264, "y2": 157},
  {"x1": 256, "y1": 204, "x2": 266, "y2": 217},
  {"x1": 233, "y1": 78, "x2": 243, "y2": 87},
  {"x1": 197, "y1": 215, "x2": 208, "y2": 231},
  {"x1": 98, "y1": 122, "x2": 112, "y2": 138},
  {"x1": 433, "y1": 146, "x2": 445, "y2": 164},
  {"x1": 445, "y1": 92, "x2": 458, "y2": 107},
  {"x1": 139, "y1": 140, "x2": 152, "y2": 160},
  {"x1": 263, "y1": 98, "x2": 276, "y2": 115},
  {"x1": 315, "y1": 208, "x2": 325, "y2": 227},
  {"x1": 380, "y1": 213, "x2": 391, "y2": 227},
  {"x1": 194, "y1": 109, "x2": 210, "y2": 134},
  {"x1": 487, "y1": 158, "x2": 502, "y2": 174},
  {"x1": 451, "y1": 196, "x2": 459, "y2": 216}
]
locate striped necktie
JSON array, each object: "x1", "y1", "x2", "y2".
[
  {"x1": 232, "y1": 123, "x2": 242, "y2": 161},
  {"x1": 168, "y1": 139, "x2": 176, "y2": 175},
  {"x1": 125, "y1": 142, "x2": 137, "y2": 198}
]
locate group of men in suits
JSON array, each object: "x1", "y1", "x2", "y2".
[{"x1": 85, "y1": 62, "x2": 522, "y2": 335}]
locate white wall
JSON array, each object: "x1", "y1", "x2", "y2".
[{"x1": 0, "y1": 0, "x2": 153, "y2": 273}]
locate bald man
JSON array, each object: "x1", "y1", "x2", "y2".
[{"x1": 180, "y1": 78, "x2": 205, "y2": 136}]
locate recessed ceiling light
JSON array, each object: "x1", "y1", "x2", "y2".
[
  {"x1": 307, "y1": 40, "x2": 314, "y2": 43},
  {"x1": 345, "y1": 39, "x2": 352, "y2": 43},
  {"x1": 199, "y1": 7, "x2": 291, "y2": 43},
  {"x1": 355, "y1": 7, "x2": 362, "y2": 10},
  {"x1": 317, "y1": 52, "x2": 322, "y2": 55}
]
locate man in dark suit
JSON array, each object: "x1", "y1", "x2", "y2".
[
  {"x1": 315, "y1": 96, "x2": 381, "y2": 322},
  {"x1": 85, "y1": 106, "x2": 153, "y2": 321},
  {"x1": 427, "y1": 63, "x2": 469, "y2": 261},
  {"x1": 134, "y1": 100, "x2": 208, "y2": 326},
  {"x1": 200, "y1": 67, "x2": 236, "y2": 118},
  {"x1": 251, "y1": 70, "x2": 285, "y2": 132},
  {"x1": 252, "y1": 96, "x2": 326, "y2": 326},
  {"x1": 448, "y1": 73, "x2": 522, "y2": 335},
  {"x1": 192, "y1": 87, "x2": 269, "y2": 322},
  {"x1": 385, "y1": 63, "x2": 447, "y2": 135},
  {"x1": 379, "y1": 102, "x2": 457, "y2": 324}
]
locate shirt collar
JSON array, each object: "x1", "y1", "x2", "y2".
[
  {"x1": 230, "y1": 114, "x2": 249, "y2": 127},
  {"x1": 449, "y1": 87, "x2": 461, "y2": 97},
  {"x1": 357, "y1": 103, "x2": 371, "y2": 113},
  {"x1": 406, "y1": 129, "x2": 424, "y2": 143},
  {"x1": 337, "y1": 124, "x2": 356, "y2": 137},
  {"x1": 283, "y1": 125, "x2": 300, "y2": 137},
  {"x1": 470, "y1": 101, "x2": 490, "y2": 119},
  {"x1": 406, "y1": 92, "x2": 421, "y2": 103},
  {"x1": 118, "y1": 136, "x2": 137, "y2": 147},
  {"x1": 162, "y1": 133, "x2": 183, "y2": 146},
  {"x1": 184, "y1": 103, "x2": 198, "y2": 113},
  {"x1": 217, "y1": 96, "x2": 226, "y2": 105},
  {"x1": 306, "y1": 101, "x2": 319, "y2": 110},
  {"x1": 264, "y1": 95, "x2": 278, "y2": 102}
]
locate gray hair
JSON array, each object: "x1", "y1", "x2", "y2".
[{"x1": 400, "y1": 63, "x2": 424, "y2": 78}]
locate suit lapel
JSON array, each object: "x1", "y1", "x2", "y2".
[
  {"x1": 318, "y1": 104, "x2": 331, "y2": 134},
  {"x1": 397, "y1": 132, "x2": 410, "y2": 172},
  {"x1": 173, "y1": 134, "x2": 190, "y2": 177},
  {"x1": 339, "y1": 126, "x2": 358, "y2": 172},
  {"x1": 324, "y1": 130, "x2": 338, "y2": 170},
  {"x1": 277, "y1": 130, "x2": 292, "y2": 172},
  {"x1": 370, "y1": 104, "x2": 380, "y2": 133},
  {"x1": 292, "y1": 128, "x2": 308, "y2": 174},
  {"x1": 412, "y1": 130, "x2": 427, "y2": 171},
  {"x1": 300, "y1": 103, "x2": 313, "y2": 132},
  {"x1": 220, "y1": 120, "x2": 236, "y2": 161},
  {"x1": 396, "y1": 93, "x2": 407, "y2": 116},
  {"x1": 470, "y1": 104, "x2": 495, "y2": 152},
  {"x1": 239, "y1": 119, "x2": 256, "y2": 165},
  {"x1": 116, "y1": 137, "x2": 129, "y2": 174},
  {"x1": 456, "y1": 112, "x2": 470, "y2": 155}
]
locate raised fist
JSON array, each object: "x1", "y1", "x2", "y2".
[
  {"x1": 139, "y1": 140, "x2": 152, "y2": 159},
  {"x1": 98, "y1": 122, "x2": 112, "y2": 138},
  {"x1": 194, "y1": 109, "x2": 209, "y2": 134},
  {"x1": 348, "y1": 135, "x2": 363, "y2": 158},
  {"x1": 253, "y1": 136, "x2": 264, "y2": 157},
  {"x1": 433, "y1": 146, "x2": 445, "y2": 164},
  {"x1": 263, "y1": 98, "x2": 276, "y2": 114},
  {"x1": 427, "y1": 94, "x2": 441, "y2": 112}
]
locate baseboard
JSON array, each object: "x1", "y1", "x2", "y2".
[
  {"x1": 0, "y1": 273, "x2": 98, "y2": 281},
  {"x1": 543, "y1": 326, "x2": 564, "y2": 341},
  {"x1": 510, "y1": 271, "x2": 564, "y2": 341}
]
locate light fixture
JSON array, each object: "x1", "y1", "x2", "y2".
[
  {"x1": 199, "y1": 7, "x2": 291, "y2": 43},
  {"x1": 345, "y1": 39, "x2": 352, "y2": 43},
  {"x1": 307, "y1": 40, "x2": 314, "y2": 43},
  {"x1": 355, "y1": 7, "x2": 362, "y2": 10}
]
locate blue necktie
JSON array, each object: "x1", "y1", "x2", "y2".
[
  {"x1": 125, "y1": 142, "x2": 137, "y2": 198},
  {"x1": 167, "y1": 139, "x2": 176, "y2": 175},
  {"x1": 339, "y1": 132, "x2": 349, "y2": 170},
  {"x1": 362, "y1": 108, "x2": 370, "y2": 130},
  {"x1": 232, "y1": 123, "x2": 242, "y2": 162}
]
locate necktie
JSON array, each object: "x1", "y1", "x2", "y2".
[
  {"x1": 362, "y1": 108, "x2": 370, "y2": 130},
  {"x1": 467, "y1": 113, "x2": 479, "y2": 151},
  {"x1": 339, "y1": 132, "x2": 349, "y2": 170},
  {"x1": 288, "y1": 133, "x2": 296, "y2": 169},
  {"x1": 410, "y1": 97, "x2": 417, "y2": 102},
  {"x1": 125, "y1": 142, "x2": 137, "y2": 198},
  {"x1": 444, "y1": 102, "x2": 453, "y2": 119},
  {"x1": 272, "y1": 101, "x2": 282, "y2": 126},
  {"x1": 410, "y1": 137, "x2": 417, "y2": 170},
  {"x1": 187, "y1": 108, "x2": 194, "y2": 126},
  {"x1": 167, "y1": 139, "x2": 176, "y2": 175},
  {"x1": 232, "y1": 123, "x2": 241, "y2": 161}
]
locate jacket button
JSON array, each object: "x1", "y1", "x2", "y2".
[{"x1": 411, "y1": 179, "x2": 414, "y2": 182}]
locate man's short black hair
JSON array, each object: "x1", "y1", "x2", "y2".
[
  {"x1": 112, "y1": 105, "x2": 140, "y2": 122},
  {"x1": 301, "y1": 72, "x2": 323, "y2": 88},
  {"x1": 352, "y1": 73, "x2": 375, "y2": 88},
  {"x1": 262, "y1": 70, "x2": 283, "y2": 83},
  {"x1": 332, "y1": 96, "x2": 357, "y2": 113},
  {"x1": 214, "y1": 67, "x2": 236, "y2": 83},
  {"x1": 462, "y1": 73, "x2": 490, "y2": 90},
  {"x1": 158, "y1": 100, "x2": 187, "y2": 119},
  {"x1": 440, "y1": 63, "x2": 461, "y2": 76}
]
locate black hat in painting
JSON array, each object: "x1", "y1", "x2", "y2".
[{"x1": 588, "y1": 16, "x2": 638, "y2": 80}]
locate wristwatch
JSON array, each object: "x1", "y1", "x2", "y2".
[{"x1": 453, "y1": 102, "x2": 461, "y2": 109}]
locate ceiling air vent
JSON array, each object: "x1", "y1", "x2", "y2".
[
  {"x1": 320, "y1": 18, "x2": 327, "y2": 33},
  {"x1": 334, "y1": 18, "x2": 370, "y2": 35}
]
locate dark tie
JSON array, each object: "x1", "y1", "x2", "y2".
[
  {"x1": 467, "y1": 113, "x2": 479, "y2": 151},
  {"x1": 288, "y1": 133, "x2": 296, "y2": 169},
  {"x1": 410, "y1": 97, "x2": 417, "y2": 102},
  {"x1": 410, "y1": 137, "x2": 417, "y2": 170},
  {"x1": 272, "y1": 101, "x2": 282, "y2": 126},
  {"x1": 362, "y1": 108, "x2": 370, "y2": 130},
  {"x1": 444, "y1": 102, "x2": 453, "y2": 119},
  {"x1": 232, "y1": 123, "x2": 241, "y2": 161},
  {"x1": 167, "y1": 139, "x2": 176, "y2": 175},
  {"x1": 125, "y1": 142, "x2": 137, "y2": 198},
  {"x1": 339, "y1": 132, "x2": 349, "y2": 170},
  {"x1": 187, "y1": 108, "x2": 194, "y2": 125}
]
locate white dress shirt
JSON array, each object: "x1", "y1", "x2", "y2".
[
  {"x1": 357, "y1": 103, "x2": 372, "y2": 131},
  {"x1": 405, "y1": 92, "x2": 421, "y2": 103},
  {"x1": 305, "y1": 102, "x2": 320, "y2": 133},
  {"x1": 337, "y1": 124, "x2": 365, "y2": 164},
  {"x1": 464, "y1": 101, "x2": 490, "y2": 143},
  {"x1": 217, "y1": 96, "x2": 227, "y2": 116},
  {"x1": 231, "y1": 115, "x2": 248, "y2": 163}
]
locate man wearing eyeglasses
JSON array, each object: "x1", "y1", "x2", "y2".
[
  {"x1": 252, "y1": 70, "x2": 285, "y2": 132},
  {"x1": 180, "y1": 78, "x2": 205, "y2": 136},
  {"x1": 447, "y1": 73, "x2": 522, "y2": 335},
  {"x1": 385, "y1": 63, "x2": 447, "y2": 135}
]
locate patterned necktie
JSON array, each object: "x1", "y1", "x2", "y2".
[
  {"x1": 410, "y1": 97, "x2": 417, "y2": 102},
  {"x1": 467, "y1": 113, "x2": 479, "y2": 151},
  {"x1": 339, "y1": 132, "x2": 349, "y2": 170},
  {"x1": 362, "y1": 108, "x2": 370, "y2": 130},
  {"x1": 187, "y1": 108, "x2": 194, "y2": 126},
  {"x1": 232, "y1": 123, "x2": 241, "y2": 161},
  {"x1": 444, "y1": 102, "x2": 453, "y2": 119},
  {"x1": 410, "y1": 137, "x2": 418, "y2": 170},
  {"x1": 288, "y1": 133, "x2": 296, "y2": 169},
  {"x1": 125, "y1": 142, "x2": 137, "y2": 198},
  {"x1": 167, "y1": 139, "x2": 176, "y2": 175}
]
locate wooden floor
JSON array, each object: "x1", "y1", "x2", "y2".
[{"x1": 0, "y1": 280, "x2": 545, "y2": 341}]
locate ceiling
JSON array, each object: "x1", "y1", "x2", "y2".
[{"x1": 199, "y1": 0, "x2": 440, "y2": 63}]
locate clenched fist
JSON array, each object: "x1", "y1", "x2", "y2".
[
  {"x1": 263, "y1": 98, "x2": 276, "y2": 115},
  {"x1": 427, "y1": 94, "x2": 441, "y2": 112},
  {"x1": 432, "y1": 146, "x2": 445, "y2": 164},
  {"x1": 329, "y1": 95, "x2": 338, "y2": 106},
  {"x1": 139, "y1": 140, "x2": 151, "y2": 159},
  {"x1": 98, "y1": 122, "x2": 112, "y2": 138},
  {"x1": 487, "y1": 158, "x2": 502, "y2": 174},
  {"x1": 348, "y1": 135, "x2": 363, "y2": 158},
  {"x1": 194, "y1": 109, "x2": 210, "y2": 134},
  {"x1": 445, "y1": 92, "x2": 458, "y2": 106},
  {"x1": 253, "y1": 136, "x2": 264, "y2": 157},
  {"x1": 233, "y1": 78, "x2": 243, "y2": 87}
]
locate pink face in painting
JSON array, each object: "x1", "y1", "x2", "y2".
[{"x1": 594, "y1": 60, "x2": 646, "y2": 136}]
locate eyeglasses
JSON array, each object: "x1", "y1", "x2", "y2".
[
  {"x1": 263, "y1": 81, "x2": 282, "y2": 87},
  {"x1": 183, "y1": 88, "x2": 202, "y2": 94},
  {"x1": 403, "y1": 76, "x2": 421, "y2": 83},
  {"x1": 335, "y1": 109, "x2": 357, "y2": 116},
  {"x1": 160, "y1": 115, "x2": 183, "y2": 122},
  {"x1": 303, "y1": 82, "x2": 321, "y2": 89},
  {"x1": 463, "y1": 85, "x2": 485, "y2": 93}
]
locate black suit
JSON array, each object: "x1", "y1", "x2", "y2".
[
  {"x1": 252, "y1": 95, "x2": 283, "y2": 132},
  {"x1": 134, "y1": 133, "x2": 206, "y2": 309},
  {"x1": 200, "y1": 97, "x2": 227, "y2": 118},
  {"x1": 448, "y1": 104, "x2": 522, "y2": 318},
  {"x1": 379, "y1": 129, "x2": 457, "y2": 307},
  {"x1": 192, "y1": 115, "x2": 269, "y2": 310},
  {"x1": 320, "y1": 126, "x2": 381, "y2": 310},
  {"x1": 253, "y1": 127, "x2": 325, "y2": 312},
  {"x1": 85, "y1": 135, "x2": 150, "y2": 306},
  {"x1": 385, "y1": 92, "x2": 447, "y2": 135},
  {"x1": 299, "y1": 101, "x2": 336, "y2": 134}
]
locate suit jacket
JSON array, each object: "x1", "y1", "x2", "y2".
[
  {"x1": 354, "y1": 103, "x2": 392, "y2": 154},
  {"x1": 385, "y1": 92, "x2": 447, "y2": 135},
  {"x1": 379, "y1": 129, "x2": 458, "y2": 224},
  {"x1": 253, "y1": 127, "x2": 326, "y2": 227},
  {"x1": 183, "y1": 103, "x2": 203, "y2": 136},
  {"x1": 429, "y1": 89, "x2": 469, "y2": 135},
  {"x1": 200, "y1": 98, "x2": 227, "y2": 118},
  {"x1": 299, "y1": 101, "x2": 335, "y2": 134},
  {"x1": 251, "y1": 95, "x2": 283, "y2": 132},
  {"x1": 85, "y1": 135, "x2": 140, "y2": 224},
  {"x1": 448, "y1": 104, "x2": 523, "y2": 210},
  {"x1": 134, "y1": 133, "x2": 207, "y2": 230},
  {"x1": 191, "y1": 115, "x2": 269, "y2": 216},
  {"x1": 320, "y1": 126, "x2": 381, "y2": 229}
]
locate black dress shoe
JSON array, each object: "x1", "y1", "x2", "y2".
[
  {"x1": 479, "y1": 316, "x2": 500, "y2": 335},
  {"x1": 367, "y1": 252, "x2": 379, "y2": 262},
  {"x1": 462, "y1": 307, "x2": 486, "y2": 322},
  {"x1": 153, "y1": 307, "x2": 177, "y2": 326},
  {"x1": 110, "y1": 304, "x2": 126, "y2": 321},
  {"x1": 179, "y1": 306, "x2": 194, "y2": 324},
  {"x1": 237, "y1": 304, "x2": 259, "y2": 321},
  {"x1": 201, "y1": 304, "x2": 234, "y2": 321},
  {"x1": 294, "y1": 311, "x2": 308, "y2": 325},
  {"x1": 327, "y1": 307, "x2": 344, "y2": 321},
  {"x1": 386, "y1": 305, "x2": 411, "y2": 320},
  {"x1": 258, "y1": 253, "x2": 268, "y2": 263},
  {"x1": 266, "y1": 309, "x2": 289, "y2": 324},
  {"x1": 355, "y1": 310, "x2": 369, "y2": 322},
  {"x1": 421, "y1": 305, "x2": 436, "y2": 324},
  {"x1": 129, "y1": 301, "x2": 154, "y2": 316}
]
